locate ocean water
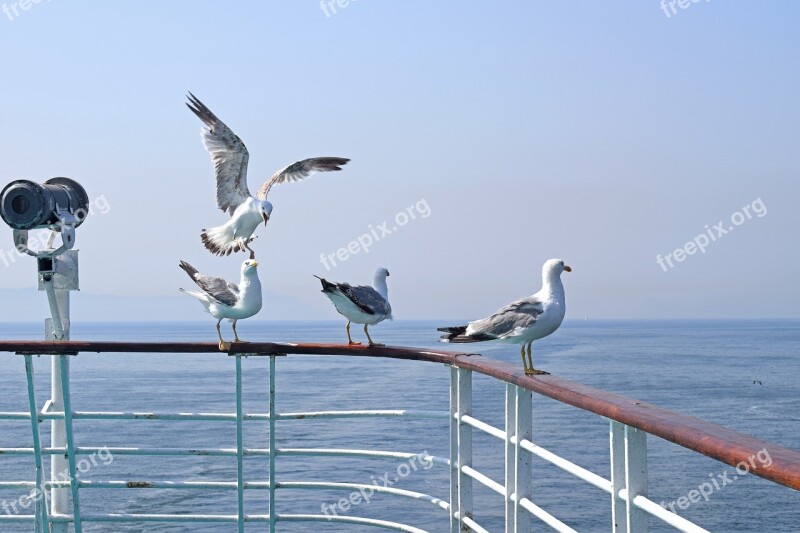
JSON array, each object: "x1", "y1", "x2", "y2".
[{"x1": 0, "y1": 319, "x2": 798, "y2": 532}]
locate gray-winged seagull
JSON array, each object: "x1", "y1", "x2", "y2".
[
  {"x1": 438, "y1": 258, "x2": 571, "y2": 375},
  {"x1": 315, "y1": 267, "x2": 393, "y2": 346},
  {"x1": 179, "y1": 259, "x2": 263, "y2": 351},
  {"x1": 187, "y1": 93, "x2": 349, "y2": 257}
]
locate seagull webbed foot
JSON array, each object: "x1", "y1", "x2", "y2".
[
  {"x1": 348, "y1": 340, "x2": 362, "y2": 346},
  {"x1": 525, "y1": 368, "x2": 549, "y2": 375},
  {"x1": 368, "y1": 342, "x2": 385, "y2": 347},
  {"x1": 219, "y1": 340, "x2": 232, "y2": 352}
]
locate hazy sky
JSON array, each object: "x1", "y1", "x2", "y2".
[{"x1": 0, "y1": 1, "x2": 797, "y2": 322}]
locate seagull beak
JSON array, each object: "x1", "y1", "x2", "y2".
[
  {"x1": 564, "y1": 265, "x2": 572, "y2": 272},
  {"x1": 251, "y1": 261, "x2": 259, "y2": 267},
  {"x1": 262, "y1": 212, "x2": 270, "y2": 226}
]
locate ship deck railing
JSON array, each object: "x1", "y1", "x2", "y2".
[{"x1": 0, "y1": 341, "x2": 798, "y2": 532}]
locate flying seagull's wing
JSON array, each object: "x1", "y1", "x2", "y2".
[
  {"x1": 255, "y1": 157, "x2": 350, "y2": 200},
  {"x1": 179, "y1": 261, "x2": 239, "y2": 307},
  {"x1": 468, "y1": 298, "x2": 544, "y2": 339},
  {"x1": 187, "y1": 93, "x2": 251, "y2": 215}
]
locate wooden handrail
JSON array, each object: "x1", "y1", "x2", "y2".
[{"x1": 1, "y1": 340, "x2": 798, "y2": 490}]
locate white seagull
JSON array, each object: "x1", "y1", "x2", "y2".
[
  {"x1": 438, "y1": 259, "x2": 571, "y2": 375},
  {"x1": 187, "y1": 93, "x2": 350, "y2": 256},
  {"x1": 179, "y1": 259, "x2": 263, "y2": 351},
  {"x1": 315, "y1": 268, "x2": 393, "y2": 346}
]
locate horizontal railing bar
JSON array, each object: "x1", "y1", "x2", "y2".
[
  {"x1": 517, "y1": 437, "x2": 613, "y2": 493},
  {"x1": 0, "y1": 409, "x2": 447, "y2": 422},
  {"x1": 277, "y1": 409, "x2": 448, "y2": 420},
  {"x1": 1, "y1": 340, "x2": 798, "y2": 490},
  {"x1": 459, "y1": 414, "x2": 506, "y2": 440},
  {"x1": 461, "y1": 465, "x2": 505, "y2": 496},
  {"x1": 279, "y1": 482, "x2": 449, "y2": 510},
  {"x1": 517, "y1": 497, "x2": 578, "y2": 533},
  {"x1": 47, "y1": 513, "x2": 261, "y2": 523},
  {"x1": 0, "y1": 447, "x2": 267, "y2": 456},
  {"x1": 631, "y1": 494, "x2": 711, "y2": 533},
  {"x1": 455, "y1": 512, "x2": 490, "y2": 533},
  {"x1": 279, "y1": 514, "x2": 427, "y2": 533}
]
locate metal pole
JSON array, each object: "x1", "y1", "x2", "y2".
[
  {"x1": 48, "y1": 289, "x2": 70, "y2": 533},
  {"x1": 269, "y1": 355, "x2": 277, "y2": 532},
  {"x1": 235, "y1": 355, "x2": 245, "y2": 533}
]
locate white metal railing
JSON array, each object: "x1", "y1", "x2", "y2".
[{"x1": 0, "y1": 344, "x2": 797, "y2": 532}]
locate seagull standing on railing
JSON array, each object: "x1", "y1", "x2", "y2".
[
  {"x1": 186, "y1": 93, "x2": 350, "y2": 257},
  {"x1": 315, "y1": 268, "x2": 393, "y2": 346},
  {"x1": 438, "y1": 258, "x2": 571, "y2": 375},
  {"x1": 179, "y1": 259, "x2": 263, "y2": 351}
]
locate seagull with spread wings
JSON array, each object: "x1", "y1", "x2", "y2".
[
  {"x1": 438, "y1": 259, "x2": 571, "y2": 375},
  {"x1": 315, "y1": 267, "x2": 393, "y2": 346},
  {"x1": 179, "y1": 259, "x2": 263, "y2": 351},
  {"x1": 186, "y1": 93, "x2": 350, "y2": 256}
]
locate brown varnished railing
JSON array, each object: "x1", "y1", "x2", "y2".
[{"x1": 1, "y1": 340, "x2": 798, "y2": 491}]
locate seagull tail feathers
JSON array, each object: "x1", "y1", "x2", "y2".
[
  {"x1": 314, "y1": 275, "x2": 338, "y2": 292},
  {"x1": 437, "y1": 326, "x2": 493, "y2": 343},
  {"x1": 201, "y1": 224, "x2": 245, "y2": 256}
]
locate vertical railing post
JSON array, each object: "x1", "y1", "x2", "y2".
[
  {"x1": 449, "y1": 366, "x2": 459, "y2": 533},
  {"x1": 59, "y1": 354, "x2": 82, "y2": 532},
  {"x1": 24, "y1": 355, "x2": 50, "y2": 533},
  {"x1": 504, "y1": 384, "x2": 516, "y2": 532},
  {"x1": 47, "y1": 290, "x2": 70, "y2": 533},
  {"x1": 269, "y1": 355, "x2": 277, "y2": 533},
  {"x1": 610, "y1": 420, "x2": 627, "y2": 533},
  {"x1": 624, "y1": 426, "x2": 648, "y2": 533},
  {"x1": 515, "y1": 387, "x2": 532, "y2": 533},
  {"x1": 457, "y1": 367, "x2": 473, "y2": 530},
  {"x1": 235, "y1": 354, "x2": 245, "y2": 533}
]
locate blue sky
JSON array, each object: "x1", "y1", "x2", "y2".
[{"x1": 0, "y1": 1, "x2": 797, "y2": 321}]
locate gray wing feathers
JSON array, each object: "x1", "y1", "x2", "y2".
[
  {"x1": 179, "y1": 261, "x2": 239, "y2": 307},
  {"x1": 340, "y1": 284, "x2": 391, "y2": 316},
  {"x1": 186, "y1": 93, "x2": 251, "y2": 215},
  {"x1": 469, "y1": 299, "x2": 543, "y2": 338},
  {"x1": 255, "y1": 157, "x2": 350, "y2": 200}
]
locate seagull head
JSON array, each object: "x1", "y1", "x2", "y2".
[
  {"x1": 242, "y1": 259, "x2": 259, "y2": 274},
  {"x1": 375, "y1": 267, "x2": 390, "y2": 279},
  {"x1": 542, "y1": 258, "x2": 571, "y2": 280},
  {"x1": 259, "y1": 200, "x2": 273, "y2": 226}
]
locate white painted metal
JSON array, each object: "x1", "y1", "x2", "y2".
[
  {"x1": 449, "y1": 366, "x2": 459, "y2": 533},
  {"x1": 505, "y1": 383, "x2": 516, "y2": 532},
  {"x1": 610, "y1": 420, "x2": 627, "y2": 532},
  {"x1": 0, "y1": 348, "x2": 766, "y2": 532},
  {"x1": 457, "y1": 367, "x2": 473, "y2": 531},
  {"x1": 625, "y1": 425, "x2": 649, "y2": 532},
  {"x1": 269, "y1": 354, "x2": 277, "y2": 532},
  {"x1": 46, "y1": 286, "x2": 70, "y2": 533},
  {"x1": 515, "y1": 387, "x2": 532, "y2": 533}
]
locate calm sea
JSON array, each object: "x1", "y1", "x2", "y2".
[{"x1": 0, "y1": 320, "x2": 798, "y2": 532}]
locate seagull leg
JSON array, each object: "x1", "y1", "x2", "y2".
[
  {"x1": 217, "y1": 320, "x2": 231, "y2": 352},
  {"x1": 346, "y1": 321, "x2": 361, "y2": 345},
  {"x1": 520, "y1": 344, "x2": 528, "y2": 372},
  {"x1": 243, "y1": 239, "x2": 256, "y2": 260},
  {"x1": 232, "y1": 320, "x2": 248, "y2": 343},
  {"x1": 364, "y1": 324, "x2": 384, "y2": 347},
  {"x1": 525, "y1": 342, "x2": 549, "y2": 375}
]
